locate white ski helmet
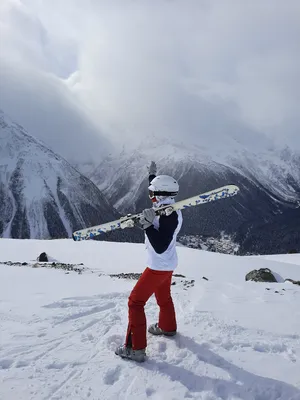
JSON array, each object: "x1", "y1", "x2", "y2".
[{"x1": 148, "y1": 175, "x2": 179, "y2": 198}]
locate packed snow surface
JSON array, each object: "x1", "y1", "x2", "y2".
[{"x1": 0, "y1": 239, "x2": 300, "y2": 400}]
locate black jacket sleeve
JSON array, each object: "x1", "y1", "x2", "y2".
[
  {"x1": 148, "y1": 161, "x2": 157, "y2": 184},
  {"x1": 145, "y1": 212, "x2": 179, "y2": 254}
]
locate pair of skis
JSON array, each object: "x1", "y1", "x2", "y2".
[{"x1": 72, "y1": 184, "x2": 240, "y2": 242}]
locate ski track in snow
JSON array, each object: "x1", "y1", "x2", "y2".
[
  {"x1": 1, "y1": 240, "x2": 300, "y2": 400},
  {"x1": 1, "y1": 278, "x2": 300, "y2": 400}
]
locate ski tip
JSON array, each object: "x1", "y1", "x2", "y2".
[
  {"x1": 226, "y1": 184, "x2": 240, "y2": 194},
  {"x1": 227, "y1": 184, "x2": 240, "y2": 190}
]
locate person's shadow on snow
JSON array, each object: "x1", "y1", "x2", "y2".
[{"x1": 143, "y1": 334, "x2": 300, "y2": 400}]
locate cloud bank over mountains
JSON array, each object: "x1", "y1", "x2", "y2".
[{"x1": 1, "y1": 0, "x2": 300, "y2": 158}]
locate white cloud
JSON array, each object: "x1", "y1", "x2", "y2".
[
  {"x1": 0, "y1": 61, "x2": 111, "y2": 162},
  {"x1": 0, "y1": 0, "x2": 110, "y2": 162},
  {"x1": 1, "y1": 0, "x2": 300, "y2": 153}
]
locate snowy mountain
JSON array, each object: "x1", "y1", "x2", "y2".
[
  {"x1": 0, "y1": 110, "x2": 119, "y2": 239},
  {"x1": 89, "y1": 135, "x2": 300, "y2": 255},
  {"x1": 0, "y1": 239, "x2": 300, "y2": 399}
]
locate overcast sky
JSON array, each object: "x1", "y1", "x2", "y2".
[{"x1": 1, "y1": 0, "x2": 300, "y2": 161}]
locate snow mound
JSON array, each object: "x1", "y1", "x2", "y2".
[{"x1": 271, "y1": 270, "x2": 285, "y2": 283}]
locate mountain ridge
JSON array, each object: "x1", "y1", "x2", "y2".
[
  {"x1": 88, "y1": 136, "x2": 300, "y2": 254},
  {"x1": 0, "y1": 109, "x2": 118, "y2": 239}
]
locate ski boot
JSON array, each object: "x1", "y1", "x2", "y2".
[
  {"x1": 148, "y1": 323, "x2": 176, "y2": 337},
  {"x1": 115, "y1": 345, "x2": 146, "y2": 363}
]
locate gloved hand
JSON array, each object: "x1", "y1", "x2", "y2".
[
  {"x1": 120, "y1": 219, "x2": 135, "y2": 229},
  {"x1": 148, "y1": 161, "x2": 157, "y2": 176},
  {"x1": 139, "y1": 208, "x2": 156, "y2": 229},
  {"x1": 120, "y1": 214, "x2": 135, "y2": 229}
]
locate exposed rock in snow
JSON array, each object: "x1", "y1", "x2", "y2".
[
  {"x1": 245, "y1": 268, "x2": 278, "y2": 283},
  {"x1": 38, "y1": 252, "x2": 48, "y2": 262},
  {"x1": 285, "y1": 278, "x2": 300, "y2": 286}
]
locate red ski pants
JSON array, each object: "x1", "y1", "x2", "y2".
[{"x1": 125, "y1": 267, "x2": 176, "y2": 350}]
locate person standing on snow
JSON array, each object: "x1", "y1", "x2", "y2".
[{"x1": 115, "y1": 162, "x2": 183, "y2": 362}]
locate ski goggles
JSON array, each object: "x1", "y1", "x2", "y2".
[{"x1": 148, "y1": 190, "x2": 178, "y2": 199}]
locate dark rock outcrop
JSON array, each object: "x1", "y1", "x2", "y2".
[
  {"x1": 38, "y1": 252, "x2": 48, "y2": 262},
  {"x1": 246, "y1": 268, "x2": 277, "y2": 283}
]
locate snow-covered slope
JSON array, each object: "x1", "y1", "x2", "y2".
[
  {"x1": 89, "y1": 136, "x2": 300, "y2": 255},
  {"x1": 0, "y1": 110, "x2": 118, "y2": 239},
  {"x1": 0, "y1": 239, "x2": 300, "y2": 400}
]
